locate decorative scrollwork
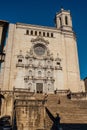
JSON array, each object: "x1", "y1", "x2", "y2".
[{"x1": 31, "y1": 36, "x2": 49, "y2": 45}]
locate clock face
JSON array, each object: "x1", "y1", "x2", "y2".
[{"x1": 34, "y1": 43, "x2": 45, "y2": 56}]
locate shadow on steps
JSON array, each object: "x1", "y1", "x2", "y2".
[{"x1": 61, "y1": 123, "x2": 87, "y2": 130}]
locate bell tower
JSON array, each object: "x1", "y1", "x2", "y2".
[{"x1": 55, "y1": 8, "x2": 72, "y2": 31}]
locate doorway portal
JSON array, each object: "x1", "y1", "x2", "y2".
[{"x1": 36, "y1": 83, "x2": 43, "y2": 93}]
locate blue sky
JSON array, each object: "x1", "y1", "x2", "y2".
[{"x1": 0, "y1": 0, "x2": 87, "y2": 79}]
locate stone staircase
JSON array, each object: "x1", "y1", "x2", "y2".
[
  {"x1": 13, "y1": 92, "x2": 87, "y2": 130},
  {"x1": 44, "y1": 94, "x2": 87, "y2": 129}
]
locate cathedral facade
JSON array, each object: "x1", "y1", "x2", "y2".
[
  {"x1": 0, "y1": 8, "x2": 85, "y2": 93},
  {"x1": 0, "y1": 8, "x2": 86, "y2": 129}
]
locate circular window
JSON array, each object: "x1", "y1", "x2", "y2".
[{"x1": 34, "y1": 43, "x2": 46, "y2": 56}]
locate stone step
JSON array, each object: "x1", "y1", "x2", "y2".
[{"x1": 45, "y1": 94, "x2": 87, "y2": 126}]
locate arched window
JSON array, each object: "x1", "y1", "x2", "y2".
[
  {"x1": 51, "y1": 33, "x2": 53, "y2": 37},
  {"x1": 35, "y1": 31, "x2": 37, "y2": 35},
  {"x1": 18, "y1": 59, "x2": 22, "y2": 62},
  {"x1": 47, "y1": 32, "x2": 49, "y2": 37},
  {"x1": 26, "y1": 30, "x2": 29, "y2": 35},
  {"x1": 43, "y1": 32, "x2": 45, "y2": 36},
  {"x1": 57, "y1": 62, "x2": 60, "y2": 65},
  {"x1": 59, "y1": 17, "x2": 62, "y2": 26},
  {"x1": 30, "y1": 30, "x2": 33, "y2": 35},
  {"x1": 39, "y1": 31, "x2": 41, "y2": 36},
  {"x1": 65, "y1": 16, "x2": 68, "y2": 25}
]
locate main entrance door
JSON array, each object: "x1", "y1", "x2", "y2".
[{"x1": 36, "y1": 83, "x2": 43, "y2": 93}]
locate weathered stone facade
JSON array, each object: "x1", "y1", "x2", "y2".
[{"x1": 0, "y1": 8, "x2": 86, "y2": 129}]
